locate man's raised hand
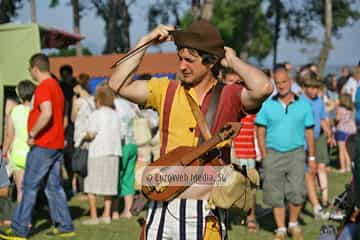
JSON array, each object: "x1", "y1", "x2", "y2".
[
  {"x1": 221, "y1": 46, "x2": 237, "y2": 68},
  {"x1": 142, "y1": 24, "x2": 175, "y2": 45}
]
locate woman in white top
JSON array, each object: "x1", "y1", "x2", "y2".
[
  {"x1": 71, "y1": 73, "x2": 95, "y2": 195},
  {"x1": 82, "y1": 85, "x2": 122, "y2": 225}
]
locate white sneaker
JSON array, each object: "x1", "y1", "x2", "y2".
[
  {"x1": 274, "y1": 230, "x2": 287, "y2": 240},
  {"x1": 99, "y1": 216, "x2": 111, "y2": 224},
  {"x1": 329, "y1": 211, "x2": 345, "y2": 221},
  {"x1": 314, "y1": 208, "x2": 330, "y2": 220},
  {"x1": 288, "y1": 226, "x2": 304, "y2": 240},
  {"x1": 82, "y1": 218, "x2": 99, "y2": 225}
]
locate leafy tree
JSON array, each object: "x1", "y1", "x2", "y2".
[
  {"x1": 262, "y1": 0, "x2": 360, "y2": 47},
  {"x1": 0, "y1": 0, "x2": 23, "y2": 24},
  {"x1": 212, "y1": 0, "x2": 273, "y2": 61},
  {"x1": 191, "y1": 0, "x2": 213, "y2": 21},
  {"x1": 305, "y1": 0, "x2": 359, "y2": 75},
  {"x1": 145, "y1": 0, "x2": 360, "y2": 65},
  {"x1": 148, "y1": 0, "x2": 273, "y2": 61},
  {"x1": 279, "y1": 0, "x2": 360, "y2": 41},
  {"x1": 148, "y1": 0, "x2": 183, "y2": 30},
  {"x1": 91, "y1": 0, "x2": 134, "y2": 54},
  {"x1": 148, "y1": 0, "x2": 214, "y2": 30},
  {"x1": 267, "y1": 0, "x2": 360, "y2": 70},
  {"x1": 318, "y1": 0, "x2": 332, "y2": 76},
  {"x1": 49, "y1": 0, "x2": 88, "y2": 55},
  {"x1": 30, "y1": 0, "x2": 36, "y2": 22},
  {"x1": 180, "y1": 0, "x2": 273, "y2": 61}
]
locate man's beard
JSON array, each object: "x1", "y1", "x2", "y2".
[
  {"x1": 181, "y1": 80, "x2": 196, "y2": 89},
  {"x1": 178, "y1": 73, "x2": 204, "y2": 89},
  {"x1": 178, "y1": 73, "x2": 194, "y2": 88}
]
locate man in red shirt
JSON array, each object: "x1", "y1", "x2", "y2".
[{"x1": 0, "y1": 53, "x2": 75, "y2": 240}]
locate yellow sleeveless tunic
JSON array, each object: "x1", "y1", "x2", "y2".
[{"x1": 10, "y1": 104, "x2": 30, "y2": 170}]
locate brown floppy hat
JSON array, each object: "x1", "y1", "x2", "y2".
[{"x1": 171, "y1": 20, "x2": 225, "y2": 59}]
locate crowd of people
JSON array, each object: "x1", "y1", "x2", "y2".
[{"x1": 0, "y1": 20, "x2": 359, "y2": 240}]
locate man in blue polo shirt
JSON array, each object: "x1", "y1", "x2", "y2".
[{"x1": 256, "y1": 65, "x2": 315, "y2": 240}]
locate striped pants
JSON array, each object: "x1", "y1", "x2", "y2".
[{"x1": 145, "y1": 199, "x2": 228, "y2": 240}]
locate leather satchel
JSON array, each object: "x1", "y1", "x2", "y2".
[{"x1": 208, "y1": 164, "x2": 259, "y2": 210}]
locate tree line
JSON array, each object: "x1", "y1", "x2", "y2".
[{"x1": 1, "y1": 0, "x2": 359, "y2": 75}]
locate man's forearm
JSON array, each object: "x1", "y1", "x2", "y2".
[
  {"x1": 2, "y1": 117, "x2": 14, "y2": 155},
  {"x1": 29, "y1": 112, "x2": 52, "y2": 137},
  {"x1": 256, "y1": 126, "x2": 267, "y2": 159},
  {"x1": 305, "y1": 128, "x2": 315, "y2": 157},
  {"x1": 258, "y1": 139, "x2": 267, "y2": 160},
  {"x1": 321, "y1": 119, "x2": 332, "y2": 137},
  {"x1": 108, "y1": 37, "x2": 150, "y2": 96},
  {"x1": 230, "y1": 57, "x2": 273, "y2": 103},
  {"x1": 2, "y1": 135, "x2": 14, "y2": 157}
]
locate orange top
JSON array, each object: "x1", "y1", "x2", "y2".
[{"x1": 233, "y1": 114, "x2": 256, "y2": 159}]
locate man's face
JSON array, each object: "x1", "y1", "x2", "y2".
[
  {"x1": 304, "y1": 87, "x2": 320, "y2": 99},
  {"x1": 355, "y1": 67, "x2": 360, "y2": 81},
  {"x1": 342, "y1": 67, "x2": 350, "y2": 77},
  {"x1": 331, "y1": 77, "x2": 337, "y2": 89},
  {"x1": 274, "y1": 70, "x2": 291, "y2": 97},
  {"x1": 223, "y1": 73, "x2": 241, "y2": 85},
  {"x1": 177, "y1": 48, "x2": 212, "y2": 86},
  {"x1": 28, "y1": 65, "x2": 38, "y2": 82}
]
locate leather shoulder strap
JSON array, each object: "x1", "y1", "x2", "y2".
[
  {"x1": 204, "y1": 83, "x2": 224, "y2": 136},
  {"x1": 185, "y1": 82, "x2": 224, "y2": 144},
  {"x1": 160, "y1": 80, "x2": 179, "y2": 157},
  {"x1": 185, "y1": 91, "x2": 212, "y2": 141},
  {"x1": 199, "y1": 82, "x2": 224, "y2": 144}
]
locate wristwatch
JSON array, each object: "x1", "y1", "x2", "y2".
[{"x1": 308, "y1": 156, "x2": 316, "y2": 161}]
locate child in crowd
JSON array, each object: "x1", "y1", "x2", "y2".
[
  {"x1": 2, "y1": 80, "x2": 36, "y2": 202},
  {"x1": 302, "y1": 72, "x2": 335, "y2": 218},
  {"x1": 335, "y1": 94, "x2": 357, "y2": 173},
  {"x1": 324, "y1": 74, "x2": 339, "y2": 123}
]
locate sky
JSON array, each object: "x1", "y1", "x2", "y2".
[{"x1": 12, "y1": 0, "x2": 360, "y2": 68}]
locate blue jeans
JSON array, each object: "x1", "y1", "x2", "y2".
[
  {"x1": 11, "y1": 146, "x2": 74, "y2": 237},
  {"x1": 337, "y1": 223, "x2": 360, "y2": 240},
  {"x1": 0, "y1": 154, "x2": 10, "y2": 188}
]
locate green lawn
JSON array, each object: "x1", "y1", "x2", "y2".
[{"x1": 0, "y1": 172, "x2": 352, "y2": 239}]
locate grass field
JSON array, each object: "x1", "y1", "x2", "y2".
[{"x1": 0, "y1": 172, "x2": 352, "y2": 240}]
